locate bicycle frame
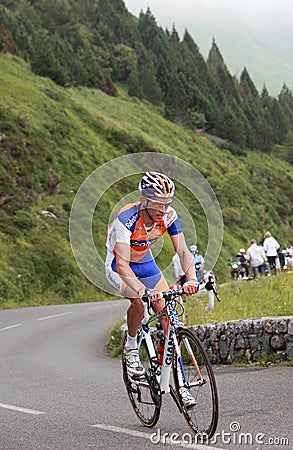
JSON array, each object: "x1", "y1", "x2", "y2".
[
  {"x1": 123, "y1": 287, "x2": 219, "y2": 437},
  {"x1": 138, "y1": 297, "x2": 193, "y2": 397}
]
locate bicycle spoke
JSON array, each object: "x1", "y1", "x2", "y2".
[
  {"x1": 122, "y1": 334, "x2": 161, "y2": 427},
  {"x1": 173, "y1": 328, "x2": 218, "y2": 439}
]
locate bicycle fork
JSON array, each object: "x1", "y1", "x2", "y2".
[{"x1": 174, "y1": 333, "x2": 206, "y2": 389}]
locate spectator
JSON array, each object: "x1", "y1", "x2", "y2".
[
  {"x1": 239, "y1": 248, "x2": 249, "y2": 277},
  {"x1": 286, "y1": 247, "x2": 293, "y2": 271},
  {"x1": 246, "y1": 239, "x2": 266, "y2": 280},
  {"x1": 278, "y1": 249, "x2": 286, "y2": 269},
  {"x1": 189, "y1": 244, "x2": 205, "y2": 282},
  {"x1": 283, "y1": 251, "x2": 289, "y2": 271},
  {"x1": 263, "y1": 231, "x2": 280, "y2": 273},
  {"x1": 275, "y1": 255, "x2": 281, "y2": 274}
]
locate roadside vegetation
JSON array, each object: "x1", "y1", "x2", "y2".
[
  {"x1": 107, "y1": 273, "x2": 293, "y2": 365},
  {"x1": 0, "y1": 54, "x2": 292, "y2": 309},
  {"x1": 1, "y1": 1, "x2": 293, "y2": 154},
  {"x1": 185, "y1": 272, "x2": 292, "y2": 326}
]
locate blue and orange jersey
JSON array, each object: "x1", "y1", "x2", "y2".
[{"x1": 106, "y1": 202, "x2": 182, "y2": 263}]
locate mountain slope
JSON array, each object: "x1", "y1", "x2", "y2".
[
  {"x1": 0, "y1": 54, "x2": 292, "y2": 308},
  {"x1": 125, "y1": 1, "x2": 293, "y2": 96}
]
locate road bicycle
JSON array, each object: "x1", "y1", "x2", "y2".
[{"x1": 122, "y1": 281, "x2": 221, "y2": 440}]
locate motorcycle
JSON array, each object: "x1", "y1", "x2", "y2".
[{"x1": 229, "y1": 258, "x2": 248, "y2": 281}]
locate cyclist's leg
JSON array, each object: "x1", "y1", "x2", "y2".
[
  {"x1": 133, "y1": 258, "x2": 169, "y2": 334},
  {"x1": 146, "y1": 274, "x2": 169, "y2": 334},
  {"x1": 105, "y1": 253, "x2": 143, "y2": 339},
  {"x1": 106, "y1": 254, "x2": 169, "y2": 334}
]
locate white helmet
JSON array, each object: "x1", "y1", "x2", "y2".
[
  {"x1": 189, "y1": 244, "x2": 198, "y2": 252},
  {"x1": 239, "y1": 248, "x2": 245, "y2": 253},
  {"x1": 138, "y1": 172, "x2": 175, "y2": 198}
]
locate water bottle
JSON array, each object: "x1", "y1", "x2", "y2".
[{"x1": 157, "y1": 338, "x2": 165, "y2": 365}]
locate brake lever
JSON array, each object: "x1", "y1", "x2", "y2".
[
  {"x1": 141, "y1": 290, "x2": 152, "y2": 314},
  {"x1": 205, "y1": 278, "x2": 221, "y2": 302}
]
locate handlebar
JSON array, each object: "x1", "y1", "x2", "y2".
[
  {"x1": 141, "y1": 276, "x2": 220, "y2": 310},
  {"x1": 141, "y1": 287, "x2": 184, "y2": 323}
]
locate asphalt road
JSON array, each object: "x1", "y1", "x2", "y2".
[{"x1": 0, "y1": 301, "x2": 292, "y2": 450}]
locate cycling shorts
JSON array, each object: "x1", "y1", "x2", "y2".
[{"x1": 105, "y1": 252, "x2": 168, "y2": 296}]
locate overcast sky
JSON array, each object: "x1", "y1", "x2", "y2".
[
  {"x1": 124, "y1": 0, "x2": 293, "y2": 34},
  {"x1": 124, "y1": 0, "x2": 293, "y2": 94}
]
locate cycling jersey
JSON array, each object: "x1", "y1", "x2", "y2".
[
  {"x1": 105, "y1": 202, "x2": 182, "y2": 294},
  {"x1": 106, "y1": 202, "x2": 181, "y2": 261}
]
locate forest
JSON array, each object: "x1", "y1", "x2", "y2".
[{"x1": 0, "y1": 0, "x2": 293, "y2": 156}]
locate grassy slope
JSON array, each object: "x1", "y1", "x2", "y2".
[
  {"x1": 0, "y1": 53, "x2": 292, "y2": 308},
  {"x1": 186, "y1": 272, "x2": 293, "y2": 326}
]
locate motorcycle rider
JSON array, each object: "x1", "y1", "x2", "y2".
[
  {"x1": 230, "y1": 249, "x2": 249, "y2": 279},
  {"x1": 238, "y1": 248, "x2": 249, "y2": 277}
]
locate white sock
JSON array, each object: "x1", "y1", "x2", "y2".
[{"x1": 125, "y1": 334, "x2": 137, "y2": 350}]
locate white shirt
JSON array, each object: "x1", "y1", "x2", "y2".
[
  {"x1": 263, "y1": 236, "x2": 280, "y2": 257},
  {"x1": 246, "y1": 243, "x2": 266, "y2": 267}
]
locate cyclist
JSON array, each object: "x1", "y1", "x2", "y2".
[{"x1": 105, "y1": 172, "x2": 199, "y2": 396}]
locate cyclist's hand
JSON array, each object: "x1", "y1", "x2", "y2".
[
  {"x1": 148, "y1": 289, "x2": 161, "y2": 302},
  {"x1": 183, "y1": 279, "x2": 199, "y2": 296}
]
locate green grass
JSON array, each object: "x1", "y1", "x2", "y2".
[
  {"x1": 0, "y1": 53, "x2": 293, "y2": 308},
  {"x1": 107, "y1": 273, "x2": 293, "y2": 364},
  {"x1": 185, "y1": 272, "x2": 293, "y2": 326}
]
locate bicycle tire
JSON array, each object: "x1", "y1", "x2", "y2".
[
  {"x1": 122, "y1": 332, "x2": 161, "y2": 427},
  {"x1": 172, "y1": 327, "x2": 218, "y2": 439}
]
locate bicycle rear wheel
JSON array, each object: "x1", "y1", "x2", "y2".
[
  {"x1": 173, "y1": 327, "x2": 218, "y2": 439},
  {"x1": 122, "y1": 332, "x2": 161, "y2": 427}
]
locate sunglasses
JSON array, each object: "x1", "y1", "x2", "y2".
[{"x1": 146, "y1": 198, "x2": 172, "y2": 209}]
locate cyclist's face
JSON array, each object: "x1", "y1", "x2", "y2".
[{"x1": 141, "y1": 195, "x2": 172, "y2": 220}]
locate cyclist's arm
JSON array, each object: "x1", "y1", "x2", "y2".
[
  {"x1": 170, "y1": 233, "x2": 197, "y2": 281},
  {"x1": 115, "y1": 242, "x2": 145, "y2": 298}
]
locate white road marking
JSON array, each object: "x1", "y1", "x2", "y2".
[
  {"x1": 91, "y1": 423, "x2": 224, "y2": 449},
  {"x1": 88, "y1": 305, "x2": 115, "y2": 310},
  {"x1": 37, "y1": 311, "x2": 73, "y2": 321},
  {"x1": 0, "y1": 323, "x2": 21, "y2": 331},
  {"x1": 0, "y1": 402, "x2": 46, "y2": 415}
]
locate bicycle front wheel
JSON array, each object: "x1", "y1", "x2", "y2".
[
  {"x1": 122, "y1": 333, "x2": 161, "y2": 427},
  {"x1": 173, "y1": 327, "x2": 218, "y2": 439}
]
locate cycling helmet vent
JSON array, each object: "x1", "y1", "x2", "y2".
[{"x1": 139, "y1": 172, "x2": 175, "y2": 198}]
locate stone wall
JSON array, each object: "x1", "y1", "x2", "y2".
[
  {"x1": 190, "y1": 316, "x2": 293, "y2": 364},
  {"x1": 122, "y1": 316, "x2": 293, "y2": 364}
]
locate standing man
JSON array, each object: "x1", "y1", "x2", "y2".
[
  {"x1": 246, "y1": 239, "x2": 266, "y2": 280},
  {"x1": 263, "y1": 231, "x2": 280, "y2": 273}
]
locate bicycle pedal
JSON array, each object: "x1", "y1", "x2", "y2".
[{"x1": 129, "y1": 373, "x2": 147, "y2": 382}]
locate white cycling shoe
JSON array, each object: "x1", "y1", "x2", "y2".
[
  {"x1": 179, "y1": 387, "x2": 197, "y2": 409},
  {"x1": 124, "y1": 348, "x2": 145, "y2": 377}
]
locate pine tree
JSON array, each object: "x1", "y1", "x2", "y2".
[
  {"x1": 164, "y1": 72, "x2": 188, "y2": 125},
  {"x1": 240, "y1": 68, "x2": 259, "y2": 98},
  {"x1": 0, "y1": 23, "x2": 14, "y2": 53},
  {"x1": 278, "y1": 84, "x2": 293, "y2": 129},
  {"x1": 137, "y1": 8, "x2": 173, "y2": 97},
  {"x1": 30, "y1": 30, "x2": 72, "y2": 86},
  {"x1": 138, "y1": 57, "x2": 162, "y2": 104}
]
